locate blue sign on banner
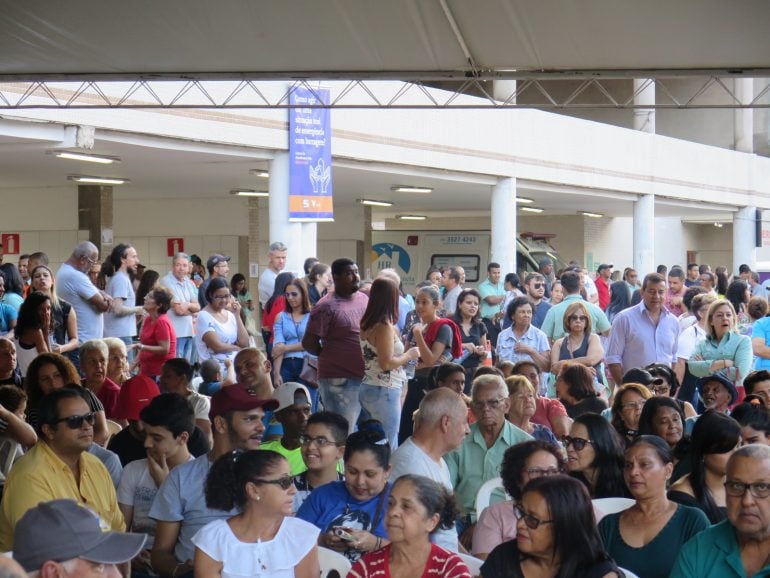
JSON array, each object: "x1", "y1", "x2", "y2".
[{"x1": 289, "y1": 87, "x2": 333, "y2": 221}]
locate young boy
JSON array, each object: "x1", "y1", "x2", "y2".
[
  {"x1": 197, "y1": 358, "x2": 235, "y2": 396},
  {"x1": 260, "y1": 383, "x2": 312, "y2": 475}
]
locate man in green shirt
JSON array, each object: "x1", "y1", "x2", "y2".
[
  {"x1": 260, "y1": 382, "x2": 312, "y2": 475},
  {"x1": 478, "y1": 262, "x2": 506, "y2": 320},
  {"x1": 540, "y1": 270, "x2": 611, "y2": 343}
]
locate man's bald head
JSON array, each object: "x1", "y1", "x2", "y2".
[{"x1": 415, "y1": 388, "x2": 467, "y2": 428}]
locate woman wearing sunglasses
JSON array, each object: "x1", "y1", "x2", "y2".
[
  {"x1": 565, "y1": 413, "x2": 629, "y2": 499},
  {"x1": 598, "y1": 436, "x2": 709, "y2": 578},
  {"x1": 481, "y1": 475, "x2": 621, "y2": 578},
  {"x1": 472, "y1": 440, "x2": 565, "y2": 560},
  {"x1": 194, "y1": 449, "x2": 320, "y2": 578},
  {"x1": 610, "y1": 383, "x2": 653, "y2": 445},
  {"x1": 550, "y1": 301, "x2": 605, "y2": 393},
  {"x1": 297, "y1": 421, "x2": 392, "y2": 562}
]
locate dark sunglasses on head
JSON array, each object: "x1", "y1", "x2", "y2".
[
  {"x1": 562, "y1": 435, "x2": 593, "y2": 451},
  {"x1": 252, "y1": 474, "x2": 295, "y2": 491},
  {"x1": 56, "y1": 412, "x2": 96, "y2": 429}
]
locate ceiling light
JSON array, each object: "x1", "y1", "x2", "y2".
[
  {"x1": 397, "y1": 214, "x2": 427, "y2": 220},
  {"x1": 358, "y1": 199, "x2": 393, "y2": 207},
  {"x1": 231, "y1": 189, "x2": 269, "y2": 197},
  {"x1": 249, "y1": 169, "x2": 270, "y2": 178},
  {"x1": 517, "y1": 197, "x2": 534, "y2": 204},
  {"x1": 520, "y1": 207, "x2": 544, "y2": 213},
  {"x1": 714, "y1": 222, "x2": 723, "y2": 228},
  {"x1": 580, "y1": 211, "x2": 604, "y2": 218},
  {"x1": 391, "y1": 185, "x2": 433, "y2": 194},
  {"x1": 49, "y1": 150, "x2": 119, "y2": 164},
  {"x1": 67, "y1": 175, "x2": 128, "y2": 185}
]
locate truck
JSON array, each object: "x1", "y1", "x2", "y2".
[{"x1": 370, "y1": 231, "x2": 566, "y2": 290}]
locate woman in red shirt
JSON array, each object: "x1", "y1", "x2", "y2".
[{"x1": 134, "y1": 287, "x2": 176, "y2": 380}]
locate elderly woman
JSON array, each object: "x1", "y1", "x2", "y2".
[
  {"x1": 472, "y1": 440, "x2": 565, "y2": 560},
  {"x1": 689, "y1": 299, "x2": 752, "y2": 401},
  {"x1": 505, "y1": 376, "x2": 559, "y2": 444},
  {"x1": 80, "y1": 339, "x2": 121, "y2": 420},
  {"x1": 134, "y1": 287, "x2": 177, "y2": 380},
  {"x1": 610, "y1": 383, "x2": 654, "y2": 445},
  {"x1": 550, "y1": 301, "x2": 604, "y2": 390},
  {"x1": 481, "y1": 475, "x2": 621, "y2": 578},
  {"x1": 599, "y1": 436, "x2": 709, "y2": 578},
  {"x1": 565, "y1": 413, "x2": 628, "y2": 499},
  {"x1": 495, "y1": 297, "x2": 550, "y2": 371},
  {"x1": 349, "y1": 475, "x2": 470, "y2": 578},
  {"x1": 638, "y1": 396, "x2": 691, "y2": 482},
  {"x1": 555, "y1": 363, "x2": 607, "y2": 419},
  {"x1": 103, "y1": 337, "x2": 130, "y2": 386}
]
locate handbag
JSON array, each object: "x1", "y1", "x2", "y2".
[{"x1": 300, "y1": 355, "x2": 318, "y2": 387}]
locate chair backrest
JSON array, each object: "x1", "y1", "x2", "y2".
[
  {"x1": 591, "y1": 497, "x2": 635, "y2": 516},
  {"x1": 475, "y1": 476, "x2": 505, "y2": 519},
  {"x1": 458, "y1": 553, "x2": 484, "y2": 575},
  {"x1": 318, "y1": 546, "x2": 351, "y2": 578}
]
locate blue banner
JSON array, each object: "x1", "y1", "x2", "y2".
[{"x1": 289, "y1": 87, "x2": 333, "y2": 221}]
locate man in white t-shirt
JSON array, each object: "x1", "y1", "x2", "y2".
[
  {"x1": 56, "y1": 242, "x2": 113, "y2": 355},
  {"x1": 390, "y1": 388, "x2": 470, "y2": 552},
  {"x1": 161, "y1": 252, "x2": 200, "y2": 362},
  {"x1": 117, "y1": 393, "x2": 194, "y2": 573},
  {"x1": 159, "y1": 358, "x2": 211, "y2": 440},
  {"x1": 258, "y1": 241, "x2": 288, "y2": 308}
]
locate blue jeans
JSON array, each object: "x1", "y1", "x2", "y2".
[
  {"x1": 359, "y1": 382, "x2": 402, "y2": 449},
  {"x1": 318, "y1": 377, "x2": 363, "y2": 433},
  {"x1": 176, "y1": 336, "x2": 194, "y2": 363},
  {"x1": 120, "y1": 336, "x2": 136, "y2": 364},
  {"x1": 280, "y1": 357, "x2": 319, "y2": 411}
]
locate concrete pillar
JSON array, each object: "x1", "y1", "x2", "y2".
[
  {"x1": 268, "y1": 151, "x2": 303, "y2": 276},
  {"x1": 733, "y1": 206, "x2": 757, "y2": 273},
  {"x1": 633, "y1": 79, "x2": 656, "y2": 134},
  {"x1": 491, "y1": 177, "x2": 516, "y2": 274},
  {"x1": 633, "y1": 194, "x2": 655, "y2": 274},
  {"x1": 493, "y1": 80, "x2": 517, "y2": 104},
  {"x1": 77, "y1": 185, "x2": 113, "y2": 254},
  {"x1": 734, "y1": 78, "x2": 754, "y2": 153},
  {"x1": 362, "y1": 206, "x2": 372, "y2": 277},
  {"x1": 301, "y1": 222, "x2": 317, "y2": 273}
]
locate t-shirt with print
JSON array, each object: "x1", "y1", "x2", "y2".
[
  {"x1": 104, "y1": 271, "x2": 137, "y2": 338},
  {"x1": 306, "y1": 291, "x2": 368, "y2": 379}
]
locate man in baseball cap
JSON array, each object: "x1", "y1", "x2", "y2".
[
  {"x1": 14, "y1": 499, "x2": 146, "y2": 576},
  {"x1": 148, "y1": 385, "x2": 277, "y2": 578},
  {"x1": 260, "y1": 383, "x2": 312, "y2": 474},
  {"x1": 197, "y1": 253, "x2": 231, "y2": 308}
]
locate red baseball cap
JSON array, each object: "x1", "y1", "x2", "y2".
[
  {"x1": 209, "y1": 384, "x2": 278, "y2": 420},
  {"x1": 115, "y1": 375, "x2": 161, "y2": 421}
]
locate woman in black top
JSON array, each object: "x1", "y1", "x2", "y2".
[
  {"x1": 452, "y1": 288, "x2": 488, "y2": 382},
  {"x1": 555, "y1": 363, "x2": 607, "y2": 419}
]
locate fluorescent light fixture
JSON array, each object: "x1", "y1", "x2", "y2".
[
  {"x1": 358, "y1": 199, "x2": 393, "y2": 207},
  {"x1": 249, "y1": 169, "x2": 270, "y2": 178},
  {"x1": 231, "y1": 189, "x2": 269, "y2": 197},
  {"x1": 397, "y1": 214, "x2": 427, "y2": 220},
  {"x1": 714, "y1": 222, "x2": 724, "y2": 228},
  {"x1": 517, "y1": 197, "x2": 534, "y2": 204},
  {"x1": 49, "y1": 150, "x2": 119, "y2": 164},
  {"x1": 391, "y1": 185, "x2": 433, "y2": 194},
  {"x1": 580, "y1": 211, "x2": 604, "y2": 218},
  {"x1": 67, "y1": 175, "x2": 128, "y2": 185},
  {"x1": 520, "y1": 207, "x2": 544, "y2": 213}
]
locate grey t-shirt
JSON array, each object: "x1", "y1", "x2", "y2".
[
  {"x1": 56, "y1": 262, "x2": 102, "y2": 342},
  {"x1": 104, "y1": 271, "x2": 137, "y2": 338}
]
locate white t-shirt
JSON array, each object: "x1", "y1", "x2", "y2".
[
  {"x1": 187, "y1": 390, "x2": 211, "y2": 423},
  {"x1": 676, "y1": 323, "x2": 707, "y2": 360},
  {"x1": 192, "y1": 517, "x2": 319, "y2": 578},
  {"x1": 583, "y1": 275, "x2": 598, "y2": 299},
  {"x1": 56, "y1": 262, "x2": 103, "y2": 342},
  {"x1": 390, "y1": 437, "x2": 459, "y2": 552},
  {"x1": 104, "y1": 271, "x2": 137, "y2": 338},
  {"x1": 195, "y1": 309, "x2": 238, "y2": 371},
  {"x1": 161, "y1": 272, "x2": 198, "y2": 338},
  {"x1": 259, "y1": 268, "x2": 279, "y2": 308}
]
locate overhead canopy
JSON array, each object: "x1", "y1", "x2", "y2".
[{"x1": 2, "y1": 0, "x2": 770, "y2": 81}]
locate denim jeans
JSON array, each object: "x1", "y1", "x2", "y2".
[
  {"x1": 318, "y1": 377, "x2": 363, "y2": 433},
  {"x1": 358, "y1": 382, "x2": 403, "y2": 449},
  {"x1": 280, "y1": 357, "x2": 319, "y2": 411},
  {"x1": 176, "y1": 336, "x2": 195, "y2": 363}
]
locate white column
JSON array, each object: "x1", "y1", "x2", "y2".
[
  {"x1": 301, "y1": 222, "x2": 317, "y2": 267},
  {"x1": 268, "y1": 151, "x2": 303, "y2": 275},
  {"x1": 633, "y1": 194, "x2": 655, "y2": 274},
  {"x1": 733, "y1": 206, "x2": 757, "y2": 273},
  {"x1": 493, "y1": 80, "x2": 517, "y2": 104},
  {"x1": 734, "y1": 78, "x2": 754, "y2": 153},
  {"x1": 491, "y1": 177, "x2": 516, "y2": 274},
  {"x1": 633, "y1": 79, "x2": 656, "y2": 134}
]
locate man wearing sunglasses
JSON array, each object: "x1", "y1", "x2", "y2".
[
  {"x1": 671, "y1": 444, "x2": 770, "y2": 577},
  {"x1": 523, "y1": 273, "x2": 551, "y2": 329},
  {"x1": 0, "y1": 388, "x2": 125, "y2": 551}
]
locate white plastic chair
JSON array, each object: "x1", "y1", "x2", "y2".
[
  {"x1": 318, "y1": 546, "x2": 351, "y2": 578},
  {"x1": 618, "y1": 566, "x2": 640, "y2": 578},
  {"x1": 458, "y1": 553, "x2": 484, "y2": 575},
  {"x1": 591, "y1": 497, "x2": 634, "y2": 516},
  {"x1": 474, "y1": 476, "x2": 506, "y2": 520}
]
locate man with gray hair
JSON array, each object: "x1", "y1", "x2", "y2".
[
  {"x1": 258, "y1": 241, "x2": 288, "y2": 308},
  {"x1": 57, "y1": 242, "x2": 113, "y2": 349},
  {"x1": 160, "y1": 252, "x2": 200, "y2": 362},
  {"x1": 671, "y1": 443, "x2": 770, "y2": 577},
  {"x1": 446, "y1": 374, "x2": 532, "y2": 547},
  {"x1": 390, "y1": 388, "x2": 470, "y2": 552}
]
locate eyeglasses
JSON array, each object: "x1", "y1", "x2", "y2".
[
  {"x1": 725, "y1": 480, "x2": 770, "y2": 499},
  {"x1": 568, "y1": 315, "x2": 588, "y2": 322},
  {"x1": 471, "y1": 397, "x2": 506, "y2": 411},
  {"x1": 532, "y1": 283, "x2": 544, "y2": 289},
  {"x1": 56, "y1": 412, "x2": 96, "y2": 429},
  {"x1": 563, "y1": 436, "x2": 593, "y2": 451},
  {"x1": 299, "y1": 434, "x2": 341, "y2": 448},
  {"x1": 514, "y1": 504, "x2": 554, "y2": 530},
  {"x1": 252, "y1": 474, "x2": 295, "y2": 491},
  {"x1": 212, "y1": 294, "x2": 231, "y2": 301},
  {"x1": 526, "y1": 467, "x2": 560, "y2": 477},
  {"x1": 622, "y1": 401, "x2": 646, "y2": 411}
]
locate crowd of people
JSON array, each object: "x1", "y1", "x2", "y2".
[{"x1": 3, "y1": 242, "x2": 770, "y2": 577}]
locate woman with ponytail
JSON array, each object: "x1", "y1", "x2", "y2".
[
  {"x1": 297, "y1": 420, "x2": 393, "y2": 562},
  {"x1": 193, "y1": 449, "x2": 320, "y2": 577}
]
